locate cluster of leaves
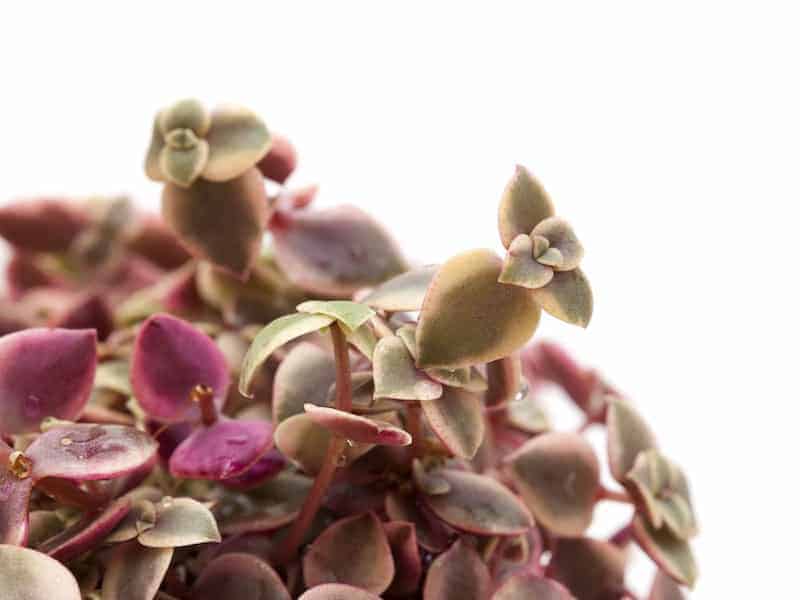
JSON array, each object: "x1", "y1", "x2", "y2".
[{"x1": 0, "y1": 99, "x2": 697, "y2": 600}]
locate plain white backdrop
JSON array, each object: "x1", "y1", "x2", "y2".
[{"x1": 1, "y1": 2, "x2": 798, "y2": 597}]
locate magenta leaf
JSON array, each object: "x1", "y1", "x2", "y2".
[
  {"x1": 26, "y1": 424, "x2": 157, "y2": 482},
  {"x1": 220, "y1": 448, "x2": 285, "y2": 491},
  {"x1": 0, "y1": 328, "x2": 97, "y2": 434},
  {"x1": 169, "y1": 419, "x2": 273, "y2": 480},
  {"x1": 51, "y1": 293, "x2": 114, "y2": 341},
  {"x1": 131, "y1": 314, "x2": 230, "y2": 423}
]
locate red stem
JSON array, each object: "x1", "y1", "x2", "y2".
[
  {"x1": 406, "y1": 402, "x2": 425, "y2": 460},
  {"x1": 597, "y1": 486, "x2": 634, "y2": 504},
  {"x1": 277, "y1": 323, "x2": 352, "y2": 563}
]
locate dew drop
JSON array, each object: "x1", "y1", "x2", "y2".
[{"x1": 60, "y1": 437, "x2": 73, "y2": 446}]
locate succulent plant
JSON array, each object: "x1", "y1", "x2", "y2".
[{"x1": 0, "y1": 99, "x2": 697, "y2": 600}]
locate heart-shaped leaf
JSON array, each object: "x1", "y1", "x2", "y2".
[
  {"x1": 547, "y1": 538, "x2": 626, "y2": 599},
  {"x1": 632, "y1": 515, "x2": 698, "y2": 588},
  {"x1": 383, "y1": 521, "x2": 422, "y2": 597},
  {"x1": 507, "y1": 432, "x2": 600, "y2": 537},
  {"x1": 272, "y1": 343, "x2": 336, "y2": 424},
  {"x1": 531, "y1": 217, "x2": 584, "y2": 271},
  {"x1": 257, "y1": 133, "x2": 297, "y2": 183},
  {"x1": 607, "y1": 397, "x2": 658, "y2": 482},
  {"x1": 0, "y1": 544, "x2": 82, "y2": 600},
  {"x1": 303, "y1": 512, "x2": 394, "y2": 594},
  {"x1": 202, "y1": 105, "x2": 272, "y2": 182},
  {"x1": 299, "y1": 585, "x2": 382, "y2": 600},
  {"x1": 304, "y1": 404, "x2": 411, "y2": 446},
  {"x1": 297, "y1": 300, "x2": 375, "y2": 331},
  {"x1": 649, "y1": 570, "x2": 687, "y2": 600},
  {"x1": 497, "y1": 166, "x2": 555, "y2": 248},
  {"x1": 492, "y1": 573, "x2": 573, "y2": 599},
  {"x1": 373, "y1": 335, "x2": 443, "y2": 401},
  {"x1": 219, "y1": 471, "x2": 313, "y2": 535},
  {"x1": 385, "y1": 491, "x2": 451, "y2": 553},
  {"x1": 274, "y1": 413, "x2": 372, "y2": 474},
  {"x1": 240, "y1": 313, "x2": 335, "y2": 397},
  {"x1": 416, "y1": 249, "x2": 541, "y2": 369},
  {"x1": 138, "y1": 496, "x2": 221, "y2": 548},
  {"x1": 27, "y1": 424, "x2": 157, "y2": 482},
  {"x1": 421, "y1": 469, "x2": 533, "y2": 536},
  {"x1": 0, "y1": 198, "x2": 88, "y2": 253},
  {"x1": 132, "y1": 314, "x2": 230, "y2": 423},
  {"x1": 271, "y1": 205, "x2": 407, "y2": 297},
  {"x1": 530, "y1": 268, "x2": 593, "y2": 328},
  {"x1": 360, "y1": 265, "x2": 438, "y2": 312},
  {"x1": 102, "y1": 541, "x2": 174, "y2": 600},
  {"x1": 626, "y1": 450, "x2": 697, "y2": 540},
  {"x1": 423, "y1": 538, "x2": 491, "y2": 600},
  {"x1": 192, "y1": 552, "x2": 290, "y2": 600},
  {"x1": 162, "y1": 168, "x2": 269, "y2": 277},
  {"x1": 421, "y1": 387, "x2": 485, "y2": 459},
  {"x1": 498, "y1": 234, "x2": 554, "y2": 289},
  {"x1": 169, "y1": 419, "x2": 273, "y2": 481},
  {"x1": 0, "y1": 328, "x2": 97, "y2": 434}
]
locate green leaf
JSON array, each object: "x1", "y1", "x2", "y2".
[
  {"x1": 158, "y1": 98, "x2": 211, "y2": 137},
  {"x1": 421, "y1": 387, "x2": 485, "y2": 459},
  {"x1": 360, "y1": 265, "x2": 438, "y2": 311},
  {"x1": 416, "y1": 249, "x2": 541, "y2": 369},
  {"x1": 159, "y1": 140, "x2": 209, "y2": 187},
  {"x1": 240, "y1": 312, "x2": 335, "y2": 397},
  {"x1": 531, "y1": 216, "x2": 584, "y2": 271},
  {"x1": 373, "y1": 335, "x2": 443, "y2": 401},
  {"x1": 297, "y1": 300, "x2": 375, "y2": 331},
  {"x1": 531, "y1": 267, "x2": 593, "y2": 328},
  {"x1": 606, "y1": 397, "x2": 658, "y2": 482},
  {"x1": 203, "y1": 104, "x2": 272, "y2": 182},
  {"x1": 344, "y1": 322, "x2": 378, "y2": 360},
  {"x1": 633, "y1": 516, "x2": 698, "y2": 588},
  {"x1": 138, "y1": 497, "x2": 221, "y2": 548},
  {"x1": 498, "y1": 234, "x2": 553, "y2": 290},
  {"x1": 102, "y1": 542, "x2": 174, "y2": 600},
  {"x1": 498, "y1": 165, "x2": 555, "y2": 248}
]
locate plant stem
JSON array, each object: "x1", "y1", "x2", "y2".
[
  {"x1": 277, "y1": 323, "x2": 352, "y2": 564},
  {"x1": 38, "y1": 477, "x2": 103, "y2": 510},
  {"x1": 597, "y1": 486, "x2": 634, "y2": 504},
  {"x1": 406, "y1": 402, "x2": 425, "y2": 459},
  {"x1": 191, "y1": 384, "x2": 217, "y2": 426}
]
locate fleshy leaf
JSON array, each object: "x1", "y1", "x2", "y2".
[
  {"x1": 383, "y1": 521, "x2": 422, "y2": 597},
  {"x1": 360, "y1": 265, "x2": 438, "y2": 312},
  {"x1": 507, "y1": 432, "x2": 600, "y2": 536},
  {"x1": 531, "y1": 216, "x2": 584, "y2": 271},
  {"x1": 192, "y1": 552, "x2": 290, "y2": 600},
  {"x1": 220, "y1": 449, "x2": 285, "y2": 491},
  {"x1": 627, "y1": 449, "x2": 697, "y2": 540},
  {"x1": 416, "y1": 249, "x2": 541, "y2": 369},
  {"x1": 203, "y1": 104, "x2": 272, "y2": 182},
  {"x1": 27, "y1": 424, "x2": 157, "y2": 482},
  {"x1": 485, "y1": 354, "x2": 523, "y2": 407},
  {"x1": 304, "y1": 404, "x2": 411, "y2": 446},
  {"x1": 131, "y1": 314, "x2": 230, "y2": 423},
  {"x1": 106, "y1": 499, "x2": 158, "y2": 543},
  {"x1": 421, "y1": 387, "x2": 485, "y2": 459},
  {"x1": 240, "y1": 313, "x2": 334, "y2": 397},
  {"x1": 272, "y1": 343, "x2": 336, "y2": 424},
  {"x1": 423, "y1": 538, "x2": 491, "y2": 600},
  {"x1": 0, "y1": 544, "x2": 82, "y2": 600},
  {"x1": 0, "y1": 328, "x2": 97, "y2": 434},
  {"x1": 422, "y1": 469, "x2": 533, "y2": 536},
  {"x1": 297, "y1": 300, "x2": 375, "y2": 331},
  {"x1": 257, "y1": 133, "x2": 297, "y2": 183},
  {"x1": 0, "y1": 446, "x2": 34, "y2": 544},
  {"x1": 531, "y1": 268, "x2": 593, "y2": 328},
  {"x1": 158, "y1": 98, "x2": 211, "y2": 137},
  {"x1": 607, "y1": 397, "x2": 658, "y2": 482},
  {"x1": 123, "y1": 215, "x2": 192, "y2": 270},
  {"x1": 299, "y1": 585, "x2": 382, "y2": 600},
  {"x1": 169, "y1": 419, "x2": 273, "y2": 481},
  {"x1": 498, "y1": 165, "x2": 555, "y2": 248},
  {"x1": 498, "y1": 234, "x2": 554, "y2": 289},
  {"x1": 160, "y1": 140, "x2": 210, "y2": 187},
  {"x1": 521, "y1": 341, "x2": 599, "y2": 415},
  {"x1": 102, "y1": 541, "x2": 174, "y2": 600},
  {"x1": 138, "y1": 497, "x2": 221, "y2": 547},
  {"x1": 492, "y1": 573, "x2": 573, "y2": 599},
  {"x1": 0, "y1": 198, "x2": 88, "y2": 253},
  {"x1": 274, "y1": 413, "x2": 372, "y2": 474},
  {"x1": 649, "y1": 570, "x2": 687, "y2": 600},
  {"x1": 52, "y1": 294, "x2": 113, "y2": 341},
  {"x1": 385, "y1": 491, "x2": 451, "y2": 553},
  {"x1": 373, "y1": 335, "x2": 443, "y2": 401},
  {"x1": 547, "y1": 538, "x2": 626, "y2": 600},
  {"x1": 271, "y1": 205, "x2": 407, "y2": 297},
  {"x1": 632, "y1": 515, "x2": 698, "y2": 588},
  {"x1": 303, "y1": 513, "x2": 394, "y2": 594}
]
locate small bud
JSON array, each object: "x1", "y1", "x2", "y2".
[{"x1": 8, "y1": 450, "x2": 32, "y2": 479}]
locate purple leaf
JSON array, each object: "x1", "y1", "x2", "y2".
[
  {"x1": 192, "y1": 552, "x2": 291, "y2": 600},
  {"x1": 124, "y1": 215, "x2": 192, "y2": 270},
  {"x1": 0, "y1": 198, "x2": 88, "y2": 252},
  {"x1": 220, "y1": 448, "x2": 285, "y2": 491},
  {"x1": 132, "y1": 314, "x2": 230, "y2": 423},
  {"x1": 26, "y1": 424, "x2": 157, "y2": 482},
  {"x1": 0, "y1": 328, "x2": 97, "y2": 434},
  {"x1": 51, "y1": 293, "x2": 114, "y2": 341},
  {"x1": 169, "y1": 419, "x2": 273, "y2": 481},
  {"x1": 383, "y1": 521, "x2": 422, "y2": 597}
]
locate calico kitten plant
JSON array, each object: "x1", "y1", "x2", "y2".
[{"x1": 0, "y1": 98, "x2": 697, "y2": 600}]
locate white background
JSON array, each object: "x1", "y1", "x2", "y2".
[{"x1": 1, "y1": 2, "x2": 798, "y2": 597}]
